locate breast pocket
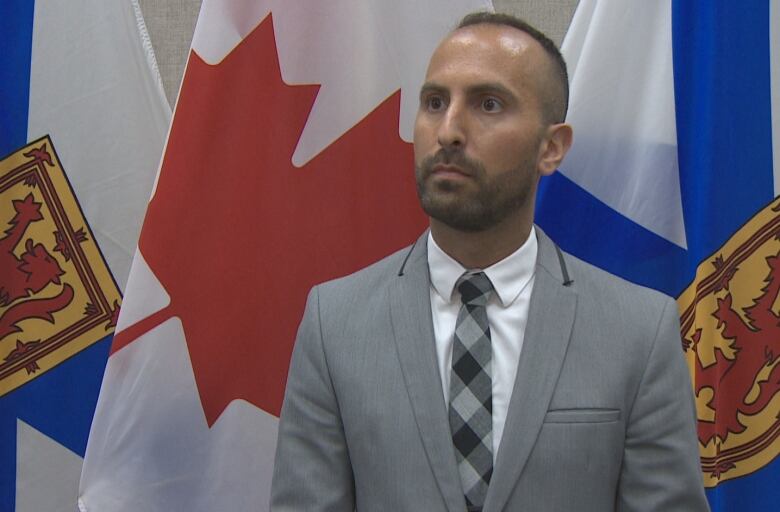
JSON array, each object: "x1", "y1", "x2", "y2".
[
  {"x1": 543, "y1": 408, "x2": 621, "y2": 424},
  {"x1": 523, "y1": 408, "x2": 624, "y2": 498}
]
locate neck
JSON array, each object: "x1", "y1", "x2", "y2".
[{"x1": 429, "y1": 214, "x2": 534, "y2": 269}]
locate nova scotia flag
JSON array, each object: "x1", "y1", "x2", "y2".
[
  {"x1": 537, "y1": 1, "x2": 780, "y2": 510},
  {"x1": 0, "y1": 1, "x2": 169, "y2": 510}
]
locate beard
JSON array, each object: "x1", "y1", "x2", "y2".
[{"x1": 415, "y1": 148, "x2": 535, "y2": 232}]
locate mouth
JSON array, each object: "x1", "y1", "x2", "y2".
[{"x1": 430, "y1": 164, "x2": 471, "y2": 180}]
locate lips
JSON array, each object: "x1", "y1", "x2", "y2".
[{"x1": 431, "y1": 164, "x2": 471, "y2": 179}]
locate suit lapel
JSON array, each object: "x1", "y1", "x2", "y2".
[
  {"x1": 483, "y1": 229, "x2": 578, "y2": 512},
  {"x1": 388, "y1": 233, "x2": 466, "y2": 512}
]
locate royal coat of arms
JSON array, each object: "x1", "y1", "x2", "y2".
[
  {"x1": 0, "y1": 136, "x2": 121, "y2": 396},
  {"x1": 678, "y1": 197, "x2": 780, "y2": 486}
]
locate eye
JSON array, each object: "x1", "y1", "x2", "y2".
[
  {"x1": 424, "y1": 94, "x2": 446, "y2": 112},
  {"x1": 481, "y1": 97, "x2": 502, "y2": 113}
]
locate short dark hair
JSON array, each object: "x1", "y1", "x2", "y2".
[{"x1": 457, "y1": 11, "x2": 569, "y2": 124}]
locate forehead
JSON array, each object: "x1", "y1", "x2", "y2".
[{"x1": 425, "y1": 24, "x2": 544, "y2": 88}]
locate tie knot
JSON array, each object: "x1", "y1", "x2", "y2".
[{"x1": 456, "y1": 272, "x2": 493, "y2": 307}]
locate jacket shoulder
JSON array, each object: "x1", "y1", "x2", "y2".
[
  {"x1": 555, "y1": 249, "x2": 677, "y2": 327},
  {"x1": 316, "y1": 241, "x2": 418, "y2": 299}
]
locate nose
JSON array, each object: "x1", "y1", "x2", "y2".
[{"x1": 437, "y1": 101, "x2": 465, "y2": 148}]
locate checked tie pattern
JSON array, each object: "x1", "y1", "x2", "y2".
[{"x1": 449, "y1": 271, "x2": 494, "y2": 510}]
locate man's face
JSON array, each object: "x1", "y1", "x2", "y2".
[{"x1": 413, "y1": 24, "x2": 551, "y2": 232}]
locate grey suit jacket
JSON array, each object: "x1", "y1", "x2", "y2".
[{"x1": 271, "y1": 228, "x2": 709, "y2": 511}]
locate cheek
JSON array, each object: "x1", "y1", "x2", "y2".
[
  {"x1": 413, "y1": 122, "x2": 434, "y2": 162},
  {"x1": 484, "y1": 131, "x2": 539, "y2": 169}
]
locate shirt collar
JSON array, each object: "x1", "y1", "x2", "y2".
[{"x1": 427, "y1": 228, "x2": 538, "y2": 307}]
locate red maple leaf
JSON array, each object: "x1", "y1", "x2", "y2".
[{"x1": 112, "y1": 15, "x2": 427, "y2": 425}]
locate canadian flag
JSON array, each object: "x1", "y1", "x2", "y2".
[{"x1": 78, "y1": 1, "x2": 491, "y2": 510}]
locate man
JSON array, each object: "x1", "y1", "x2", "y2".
[{"x1": 271, "y1": 12, "x2": 709, "y2": 512}]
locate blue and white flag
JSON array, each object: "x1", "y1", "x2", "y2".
[
  {"x1": 537, "y1": 1, "x2": 779, "y2": 510},
  {"x1": 0, "y1": 1, "x2": 170, "y2": 510}
]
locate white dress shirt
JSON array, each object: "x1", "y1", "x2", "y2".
[{"x1": 427, "y1": 229, "x2": 537, "y2": 458}]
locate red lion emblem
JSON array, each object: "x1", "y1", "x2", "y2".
[
  {"x1": 0, "y1": 193, "x2": 73, "y2": 366},
  {"x1": 680, "y1": 198, "x2": 780, "y2": 485},
  {"x1": 691, "y1": 252, "x2": 780, "y2": 448}
]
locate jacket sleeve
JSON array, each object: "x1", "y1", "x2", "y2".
[
  {"x1": 270, "y1": 287, "x2": 356, "y2": 511},
  {"x1": 616, "y1": 296, "x2": 710, "y2": 511}
]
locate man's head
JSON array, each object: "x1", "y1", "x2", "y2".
[
  {"x1": 457, "y1": 12, "x2": 569, "y2": 125},
  {"x1": 414, "y1": 12, "x2": 572, "y2": 233}
]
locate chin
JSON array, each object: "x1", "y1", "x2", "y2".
[{"x1": 423, "y1": 202, "x2": 492, "y2": 233}]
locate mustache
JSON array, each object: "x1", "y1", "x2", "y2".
[{"x1": 420, "y1": 148, "x2": 484, "y2": 177}]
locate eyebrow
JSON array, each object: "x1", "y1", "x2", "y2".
[
  {"x1": 419, "y1": 81, "x2": 516, "y2": 101},
  {"x1": 419, "y1": 82, "x2": 446, "y2": 99}
]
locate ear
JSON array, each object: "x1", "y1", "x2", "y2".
[{"x1": 538, "y1": 123, "x2": 573, "y2": 176}]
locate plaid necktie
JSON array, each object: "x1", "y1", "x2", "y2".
[{"x1": 449, "y1": 271, "x2": 494, "y2": 510}]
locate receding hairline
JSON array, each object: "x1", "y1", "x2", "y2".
[{"x1": 452, "y1": 12, "x2": 569, "y2": 124}]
